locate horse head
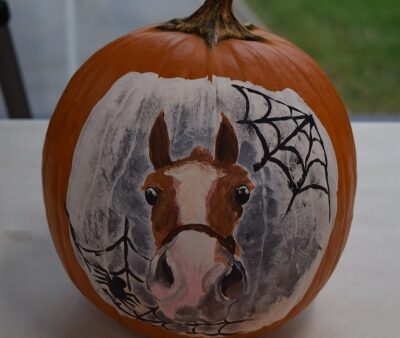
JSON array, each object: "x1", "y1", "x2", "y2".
[{"x1": 142, "y1": 112, "x2": 254, "y2": 321}]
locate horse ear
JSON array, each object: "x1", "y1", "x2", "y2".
[
  {"x1": 149, "y1": 112, "x2": 172, "y2": 169},
  {"x1": 215, "y1": 113, "x2": 239, "y2": 165}
]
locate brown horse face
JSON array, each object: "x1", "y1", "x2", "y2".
[{"x1": 142, "y1": 112, "x2": 254, "y2": 321}]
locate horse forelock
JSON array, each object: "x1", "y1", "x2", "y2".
[{"x1": 189, "y1": 146, "x2": 213, "y2": 161}]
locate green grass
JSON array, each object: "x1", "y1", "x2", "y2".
[{"x1": 245, "y1": 0, "x2": 400, "y2": 114}]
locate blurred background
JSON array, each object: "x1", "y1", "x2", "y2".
[{"x1": 0, "y1": 0, "x2": 399, "y2": 118}]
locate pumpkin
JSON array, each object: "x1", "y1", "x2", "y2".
[{"x1": 42, "y1": 0, "x2": 356, "y2": 337}]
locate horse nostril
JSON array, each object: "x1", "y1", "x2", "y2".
[
  {"x1": 155, "y1": 253, "x2": 174, "y2": 287},
  {"x1": 220, "y1": 263, "x2": 246, "y2": 301}
]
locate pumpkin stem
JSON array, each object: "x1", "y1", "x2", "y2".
[{"x1": 156, "y1": 0, "x2": 264, "y2": 48}]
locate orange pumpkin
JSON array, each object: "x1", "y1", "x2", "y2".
[{"x1": 42, "y1": 0, "x2": 356, "y2": 337}]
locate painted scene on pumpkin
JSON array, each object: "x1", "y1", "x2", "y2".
[{"x1": 65, "y1": 72, "x2": 338, "y2": 336}]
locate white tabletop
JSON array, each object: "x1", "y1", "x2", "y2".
[{"x1": 0, "y1": 120, "x2": 399, "y2": 338}]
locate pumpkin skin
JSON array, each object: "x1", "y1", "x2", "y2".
[{"x1": 42, "y1": 4, "x2": 356, "y2": 338}]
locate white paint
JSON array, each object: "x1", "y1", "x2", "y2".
[
  {"x1": 166, "y1": 162, "x2": 225, "y2": 225},
  {"x1": 66, "y1": 72, "x2": 339, "y2": 335}
]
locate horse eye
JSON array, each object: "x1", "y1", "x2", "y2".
[
  {"x1": 145, "y1": 188, "x2": 159, "y2": 206},
  {"x1": 235, "y1": 185, "x2": 250, "y2": 205}
]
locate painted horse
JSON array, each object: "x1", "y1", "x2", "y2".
[{"x1": 142, "y1": 112, "x2": 254, "y2": 322}]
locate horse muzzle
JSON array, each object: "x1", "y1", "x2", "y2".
[{"x1": 146, "y1": 225, "x2": 247, "y2": 321}]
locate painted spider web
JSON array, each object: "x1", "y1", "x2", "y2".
[
  {"x1": 232, "y1": 84, "x2": 332, "y2": 219},
  {"x1": 66, "y1": 206, "x2": 250, "y2": 336}
]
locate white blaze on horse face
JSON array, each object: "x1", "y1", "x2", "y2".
[{"x1": 166, "y1": 162, "x2": 225, "y2": 225}]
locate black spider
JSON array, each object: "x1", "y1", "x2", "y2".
[{"x1": 93, "y1": 265, "x2": 140, "y2": 309}]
